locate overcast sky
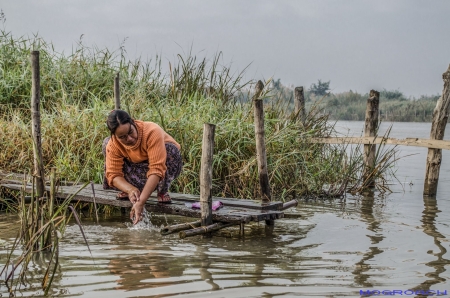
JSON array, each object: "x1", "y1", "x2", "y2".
[{"x1": 2, "y1": 0, "x2": 450, "y2": 97}]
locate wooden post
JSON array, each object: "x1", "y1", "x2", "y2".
[
  {"x1": 294, "y1": 86, "x2": 306, "y2": 123},
  {"x1": 253, "y1": 80, "x2": 271, "y2": 205},
  {"x1": 200, "y1": 123, "x2": 215, "y2": 226},
  {"x1": 114, "y1": 72, "x2": 120, "y2": 110},
  {"x1": 424, "y1": 64, "x2": 450, "y2": 196},
  {"x1": 31, "y1": 51, "x2": 45, "y2": 198},
  {"x1": 363, "y1": 90, "x2": 380, "y2": 188}
]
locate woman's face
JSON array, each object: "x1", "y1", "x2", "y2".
[{"x1": 115, "y1": 122, "x2": 138, "y2": 146}]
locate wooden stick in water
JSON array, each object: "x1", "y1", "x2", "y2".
[{"x1": 160, "y1": 220, "x2": 202, "y2": 235}]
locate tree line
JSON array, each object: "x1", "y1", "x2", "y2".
[{"x1": 269, "y1": 79, "x2": 440, "y2": 122}]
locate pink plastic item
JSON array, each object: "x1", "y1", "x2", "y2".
[{"x1": 191, "y1": 201, "x2": 223, "y2": 211}]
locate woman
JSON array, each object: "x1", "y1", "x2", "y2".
[{"x1": 102, "y1": 110, "x2": 182, "y2": 224}]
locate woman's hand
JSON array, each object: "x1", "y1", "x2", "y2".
[
  {"x1": 130, "y1": 201, "x2": 145, "y2": 225},
  {"x1": 127, "y1": 188, "x2": 141, "y2": 204}
]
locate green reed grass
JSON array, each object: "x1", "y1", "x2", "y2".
[
  {"x1": 0, "y1": 29, "x2": 397, "y2": 202},
  {"x1": 0, "y1": 168, "x2": 89, "y2": 295}
]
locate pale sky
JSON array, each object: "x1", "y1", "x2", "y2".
[{"x1": 2, "y1": 0, "x2": 450, "y2": 97}]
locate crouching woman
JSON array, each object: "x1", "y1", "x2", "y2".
[{"x1": 102, "y1": 110, "x2": 182, "y2": 224}]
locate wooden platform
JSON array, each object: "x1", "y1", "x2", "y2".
[{"x1": 0, "y1": 172, "x2": 289, "y2": 224}]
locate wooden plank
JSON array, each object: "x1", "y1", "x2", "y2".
[
  {"x1": 70, "y1": 184, "x2": 283, "y2": 210},
  {"x1": 2, "y1": 178, "x2": 283, "y2": 211},
  {"x1": 0, "y1": 182, "x2": 284, "y2": 224},
  {"x1": 311, "y1": 136, "x2": 450, "y2": 150},
  {"x1": 171, "y1": 193, "x2": 283, "y2": 211},
  {"x1": 65, "y1": 184, "x2": 283, "y2": 210}
]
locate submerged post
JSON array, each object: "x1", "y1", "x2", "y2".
[
  {"x1": 363, "y1": 90, "x2": 380, "y2": 188},
  {"x1": 200, "y1": 123, "x2": 215, "y2": 226},
  {"x1": 424, "y1": 64, "x2": 450, "y2": 196},
  {"x1": 294, "y1": 86, "x2": 306, "y2": 123},
  {"x1": 31, "y1": 51, "x2": 45, "y2": 198},
  {"x1": 253, "y1": 80, "x2": 271, "y2": 206},
  {"x1": 114, "y1": 72, "x2": 120, "y2": 110}
]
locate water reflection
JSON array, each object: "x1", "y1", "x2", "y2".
[
  {"x1": 107, "y1": 227, "x2": 185, "y2": 291},
  {"x1": 410, "y1": 196, "x2": 449, "y2": 295},
  {"x1": 105, "y1": 221, "x2": 299, "y2": 294},
  {"x1": 353, "y1": 191, "x2": 385, "y2": 288}
]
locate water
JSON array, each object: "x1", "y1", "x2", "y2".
[{"x1": 1, "y1": 121, "x2": 450, "y2": 297}]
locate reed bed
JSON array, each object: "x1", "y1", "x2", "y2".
[
  {"x1": 0, "y1": 29, "x2": 397, "y2": 200},
  {"x1": 0, "y1": 28, "x2": 399, "y2": 295}
]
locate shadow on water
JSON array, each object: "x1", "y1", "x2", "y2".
[{"x1": 410, "y1": 195, "x2": 450, "y2": 296}]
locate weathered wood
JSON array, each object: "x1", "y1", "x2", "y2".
[
  {"x1": 169, "y1": 192, "x2": 283, "y2": 210},
  {"x1": 363, "y1": 90, "x2": 380, "y2": 187},
  {"x1": 90, "y1": 182, "x2": 99, "y2": 224},
  {"x1": 281, "y1": 199, "x2": 298, "y2": 210},
  {"x1": 31, "y1": 51, "x2": 45, "y2": 198},
  {"x1": 200, "y1": 123, "x2": 215, "y2": 226},
  {"x1": 114, "y1": 73, "x2": 120, "y2": 110},
  {"x1": 1, "y1": 175, "x2": 283, "y2": 211},
  {"x1": 424, "y1": 64, "x2": 450, "y2": 196},
  {"x1": 1, "y1": 182, "x2": 285, "y2": 224},
  {"x1": 310, "y1": 137, "x2": 450, "y2": 150},
  {"x1": 179, "y1": 222, "x2": 236, "y2": 239},
  {"x1": 160, "y1": 220, "x2": 201, "y2": 235},
  {"x1": 294, "y1": 86, "x2": 306, "y2": 123},
  {"x1": 253, "y1": 80, "x2": 271, "y2": 204}
]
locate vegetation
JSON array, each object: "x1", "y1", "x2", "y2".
[
  {"x1": 0, "y1": 29, "x2": 401, "y2": 294},
  {"x1": 0, "y1": 29, "x2": 397, "y2": 201},
  {"x1": 270, "y1": 79, "x2": 440, "y2": 122},
  {"x1": 309, "y1": 79, "x2": 330, "y2": 96}
]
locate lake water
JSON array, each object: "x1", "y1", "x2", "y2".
[{"x1": 1, "y1": 121, "x2": 450, "y2": 297}]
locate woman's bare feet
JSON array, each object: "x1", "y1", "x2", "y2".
[
  {"x1": 116, "y1": 191, "x2": 128, "y2": 200},
  {"x1": 157, "y1": 193, "x2": 172, "y2": 204}
]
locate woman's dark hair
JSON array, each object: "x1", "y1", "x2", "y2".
[{"x1": 106, "y1": 110, "x2": 136, "y2": 135}]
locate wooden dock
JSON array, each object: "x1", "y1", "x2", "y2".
[{"x1": 0, "y1": 172, "x2": 292, "y2": 231}]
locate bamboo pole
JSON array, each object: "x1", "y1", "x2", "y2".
[
  {"x1": 31, "y1": 51, "x2": 45, "y2": 198},
  {"x1": 253, "y1": 80, "x2": 271, "y2": 205},
  {"x1": 179, "y1": 222, "x2": 235, "y2": 239},
  {"x1": 200, "y1": 123, "x2": 215, "y2": 226},
  {"x1": 90, "y1": 182, "x2": 99, "y2": 224},
  {"x1": 114, "y1": 72, "x2": 120, "y2": 110},
  {"x1": 424, "y1": 64, "x2": 450, "y2": 196},
  {"x1": 160, "y1": 220, "x2": 202, "y2": 235},
  {"x1": 281, "y1": 199, "x2": 298, "y2": 210},
  {"x1": 294, "y1": 86, "x2": 306, "y2": 123},
  {"x1": 363, "y1": 90, "x2": 380, "y2": 188}
]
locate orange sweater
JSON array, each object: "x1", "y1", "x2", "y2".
[{"x1": 105, "y1": 120, "x2": 181, "y2": 187}]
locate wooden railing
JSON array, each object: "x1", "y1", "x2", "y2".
[{"x1": 311, "y1": 137, "x2": 450, "y2": 150}]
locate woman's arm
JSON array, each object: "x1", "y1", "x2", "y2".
[
  {"x1": 112, "y1": 176, "x2": 141, "y2": 203},
  {"x1": 130, "y1": 174, "x2": 160, "y2": 224}
]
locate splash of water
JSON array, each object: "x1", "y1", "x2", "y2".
[{"x1": 126, "y1": 209, "x2": 155, "y2": 230}]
